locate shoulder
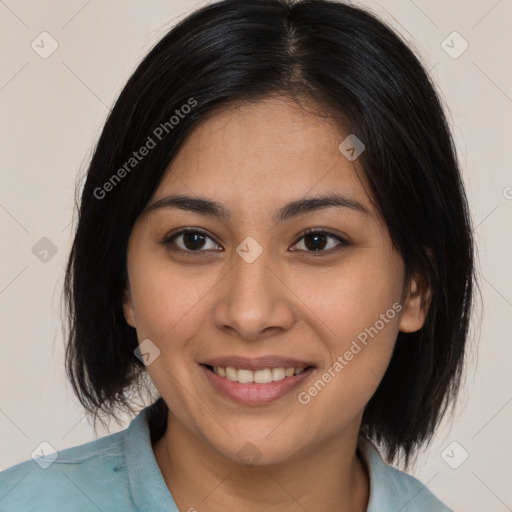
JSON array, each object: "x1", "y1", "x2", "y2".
[
  {"x1": 0, "y1": 428, "x2": 135, "y2": 512},
  {"x1": 360, "y1": 439, "x2": 454, "y2": 512}
]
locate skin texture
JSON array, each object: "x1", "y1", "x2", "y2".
[{"x1": 122, "y1": 96, "x2": 430, "y2": 512}]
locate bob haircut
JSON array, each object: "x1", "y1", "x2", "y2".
[{"x1": 64, "y1": 0, "x2": 475, "y2": 467}]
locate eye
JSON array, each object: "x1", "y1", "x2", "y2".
[
  {"x1": 160, "y1": 227, "x2": 349, "y2": 256},
  {"x1": 291, "y1": 229, "x2": 349, "y2": 254},
  {"x1": 160, "y1": 228, "x2": 222, "y2": 254}
]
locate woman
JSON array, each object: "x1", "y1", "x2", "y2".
[{"x1": 0, "y1": 1, "x2": 474, "y2": 510}]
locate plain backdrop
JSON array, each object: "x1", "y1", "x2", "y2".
[{"x1": 1, "y1": 1, "x2": 511, "y2": 511}]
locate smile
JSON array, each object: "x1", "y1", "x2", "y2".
[
  {"x1": 200, "y1": 361, "x2": 316, "y2": 405},
  {"x1": 208, "y1": 365, "x2": 306, "y2": 383}
]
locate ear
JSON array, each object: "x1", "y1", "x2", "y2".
[
  {"x1": 122, "y1": 287, "x2": 137, "y2": 328},
  {"x1": 399, "y1": 272, "x2": 432, "y2": 333}
]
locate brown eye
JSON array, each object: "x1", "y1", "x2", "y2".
[
  {"x1": 161, "y1": 229, "x2": 222, "y2": 254},
  {"x1": 291, "y1": 229, "x2": 349, "y2": 254},
  {"x1": 160, "y1": 227, "x2": 348, "y2": 256}
]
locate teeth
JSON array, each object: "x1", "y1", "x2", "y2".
[
  {"x1": 238, "y1": 369, "x2": 253, "y2": 383},
  {"x1": 272, "y1": 368, "x2": 285, "y2": 381},
  {"x1": 254, "y1": 369, "x2": 273, "y2": 384},
  {"x1": 211, "y1": 365, "x2": 307, "y2": 383},
  {"x1": 226, "y1": 367, "x2": 238, "y2": 381}
]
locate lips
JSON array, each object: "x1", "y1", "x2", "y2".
[{"x1": 199, "y1": 355, "x2": 316, "y2": 405}]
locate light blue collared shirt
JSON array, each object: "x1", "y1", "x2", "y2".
[{"x1": 0, "y1": 404, "x2": 453, "y2": 511}]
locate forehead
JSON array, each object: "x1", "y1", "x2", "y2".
[{"x1": 151, "y1": 96, "x2": 375, "y2": 217}]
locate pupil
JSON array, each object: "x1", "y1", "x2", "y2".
[
  {"x1": 305, "y1": 233, "x2": 326, "y2": 251},
  {"x1": 184, "y1": 232, "x2": 205, "y2": 250}
]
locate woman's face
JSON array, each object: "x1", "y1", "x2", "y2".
[{"x1": 123, "y1": 96, "x2": 427, "y2": 465}]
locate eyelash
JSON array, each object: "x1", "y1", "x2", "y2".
[{"x1": 159, "y1": 227, "x2": 350, "y2": 256}]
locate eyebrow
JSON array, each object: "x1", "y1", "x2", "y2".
[{"x1": 144, "y1": 192, "x2": 371, "y2": 223}]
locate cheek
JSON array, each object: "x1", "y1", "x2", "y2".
[
  {"x1": 293, "y1": 263, "x2": 403, "y2": 426},
  {"x1": 295, "y1": 252, "x2": 403, "y2": 339},
  {"x1": 127, "y1": 255, "x2": 212, "y2": 415},
  {"x1": 127, "y1": 247, "x2": 227, "y2": 352},
  {"x1": 290, "y1": 250, "x2": 404, "y2": 399}
]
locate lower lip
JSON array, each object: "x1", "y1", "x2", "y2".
[{"x1": 200, "y1": 364, "x2": 315, "y2": 405}]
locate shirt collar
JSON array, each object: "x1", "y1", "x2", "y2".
[{"x1": 123, "y1": 405, "x2": 179, "y2": 512}]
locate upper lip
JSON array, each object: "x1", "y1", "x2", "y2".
[{"x1": 201, "y1": 356, "x2": 315, "y2": 371}]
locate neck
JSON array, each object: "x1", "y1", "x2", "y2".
[{"x1": 153, "y1": 411, "x2": 369, "y2": 512}]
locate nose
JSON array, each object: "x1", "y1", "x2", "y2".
[{"x1": 212, "y1": 244, "x2": 296, "y2": 341}]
